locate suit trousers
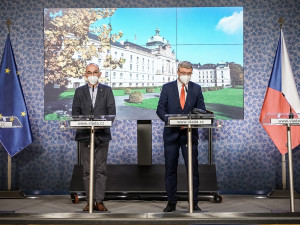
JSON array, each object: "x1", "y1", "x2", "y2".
[
  {"x1": 164, "y1": 129, "x2": 199, "y2": 203},
  {"x1": 80, "y1": 141, "x2": 109, "y2": 203}
]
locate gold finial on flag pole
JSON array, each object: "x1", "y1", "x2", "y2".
[
  {"x1": 6, "y1": 19, "x2": 12, "y2": 34},
  {"x1": 278, "y1": 17, "x2": 284, "y2": 29}
]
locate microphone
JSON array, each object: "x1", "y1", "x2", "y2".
[
  {"x1": 283, "y1": 93, "x2": 293, "y2": 119},
  {"x1": 289, "y1": 106, "x2": 294, "y2": 119}
]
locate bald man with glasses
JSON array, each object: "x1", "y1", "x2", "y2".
[{"x1": 72, "y1": 63, "x2": 116, "y2": 212}]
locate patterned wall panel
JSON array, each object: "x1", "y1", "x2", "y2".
[{"x1": 0, "y1": 0, "x2": 300, "y2": 193}]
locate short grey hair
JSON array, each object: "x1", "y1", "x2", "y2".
[{"x1": 178, "y1": 61, "x2": 193, "y2": 71}]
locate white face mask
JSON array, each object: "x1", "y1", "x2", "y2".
[
  {"x1": 87, "y1": 76, "x2": 99, "y2": 85},
  {"x1": 179, "y1": 75, "x2": 191, "y2": 85}
]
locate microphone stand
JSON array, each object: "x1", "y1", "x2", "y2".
[
  {"x1": 184, "y1": 83, "x2": 193, "y2": 213},
  {"x1": 88, "y1": 84, "x2": 95, "y2": 213},
  {"x1": 185, "y1": 85, "x2": 192, "y2": 120},
  {"x1": 287, "y1": 106, "x2": 296, "y2": 211}
]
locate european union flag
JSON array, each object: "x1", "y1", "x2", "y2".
[{"x1": 0, "y1": 34, "x2": 33, "y2": 157}]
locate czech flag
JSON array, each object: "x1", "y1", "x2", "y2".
[{"x1": 259, "y1": 29, "x2": 300, "y2": 155}]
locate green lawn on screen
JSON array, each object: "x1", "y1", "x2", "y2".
[
  {"x1": 124, "y1": 88, "x2": 243, "y2": 110},
  {"x1": 203, "y1": 88, "x2": 243, "y2": 107},
  {"x1": 56, "y1": 87, "x2": 243, "y2": 119},
  {"x1": 58, "y1": 88, "x2": 76, "y2": 99}
]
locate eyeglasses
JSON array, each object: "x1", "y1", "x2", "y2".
[
  {"x1": 178, "y1": 71, "x2": 192, "y2": 76},
  {"x1": 86, "y1": 71, "x2": 99, "y2": 76}
]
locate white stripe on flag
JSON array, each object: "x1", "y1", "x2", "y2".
[{"x1": 281, "y1": 30, "x2": 300, "y2": 113}]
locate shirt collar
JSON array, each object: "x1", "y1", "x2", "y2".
[
  {"x1": 177, "y1": 79, "x2": 185, "y2": 88},
  {"x1": 88, "y1": 83, "x2": 99, "y2": 90}
]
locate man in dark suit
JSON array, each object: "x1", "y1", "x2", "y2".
[
  {"x1": 156, "y1": 61, "x2": 206, "y2": 212},
  {"x1": 72, "y1": 63, "x2": 116, "y2": 211}
]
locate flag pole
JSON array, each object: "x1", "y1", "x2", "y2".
[
  {"x1": 278, "y1": 17, "x2": 284, "y2": 29},
  {"x1": 0, "y1": 19, "x2": 26, "y2": 199},
  {"x1": 6, "y1": 19, "x2": 11, "y2": 34},
  {"x1": 6, "y1": 19, "x2": 12, "y2": 192},
  {"x1": 8, "y1": 155, "x2": 11, "y2": 191}
]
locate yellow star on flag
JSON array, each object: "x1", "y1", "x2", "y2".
[
  {"x1": 17, "y1": 71, "x2": 19, "y2": 75},
  {"x1": 5, "y1": 68, "x2": 10, "y2": 74},
  {"x1": 10, "y1": 117, "x2": 14, "y2": 122},
  {"x1": 21, "y1": 111, "x2": 26, "y2": 117}
]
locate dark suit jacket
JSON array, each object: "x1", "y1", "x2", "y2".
[
  {"x1": 156, "y1": 80, "x2": 206, "y2": 143},
  {"x1": 72, "y1": 84, "x2": 116, "y2": 142}
]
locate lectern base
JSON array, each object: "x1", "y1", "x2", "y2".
[
  {"x1": 70, "y1": 164, "x2": 222, "y2": 203},
  {"x1": 0, "y1": 190, "x2": 26, "y2": 199},
  {"x1": 267, "y1": 189, "x2": 300, "y2": 199}
]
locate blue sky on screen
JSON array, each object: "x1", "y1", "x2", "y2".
[{"x1": 91, "y1": 7, "x2": 243, "y2": 65}]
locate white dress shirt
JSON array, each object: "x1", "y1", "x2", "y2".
[{"x1": 177, "y1": 79, "x2": 187, "y2": 101}]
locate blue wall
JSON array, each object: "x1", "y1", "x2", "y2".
[{"x1": 1, "y1": 0, "x2": 300, "y2": 193}]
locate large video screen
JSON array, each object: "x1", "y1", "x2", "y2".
[{"x1": 44, "y1": 7, "x2": 243, "y2": 120}]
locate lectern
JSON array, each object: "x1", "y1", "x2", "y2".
[
  {"x1": 0, "y1": 116, "x2": 25, "y2": 199},
  {"x1": 165, "y1": 112, "x2": 218, "y2": 213},
  {"x1": 61, "y1": 115, "x2": 115, "y2": 213},
  {"x1": 262, "y1": 112, "x2": 300, "y2": 212}
]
